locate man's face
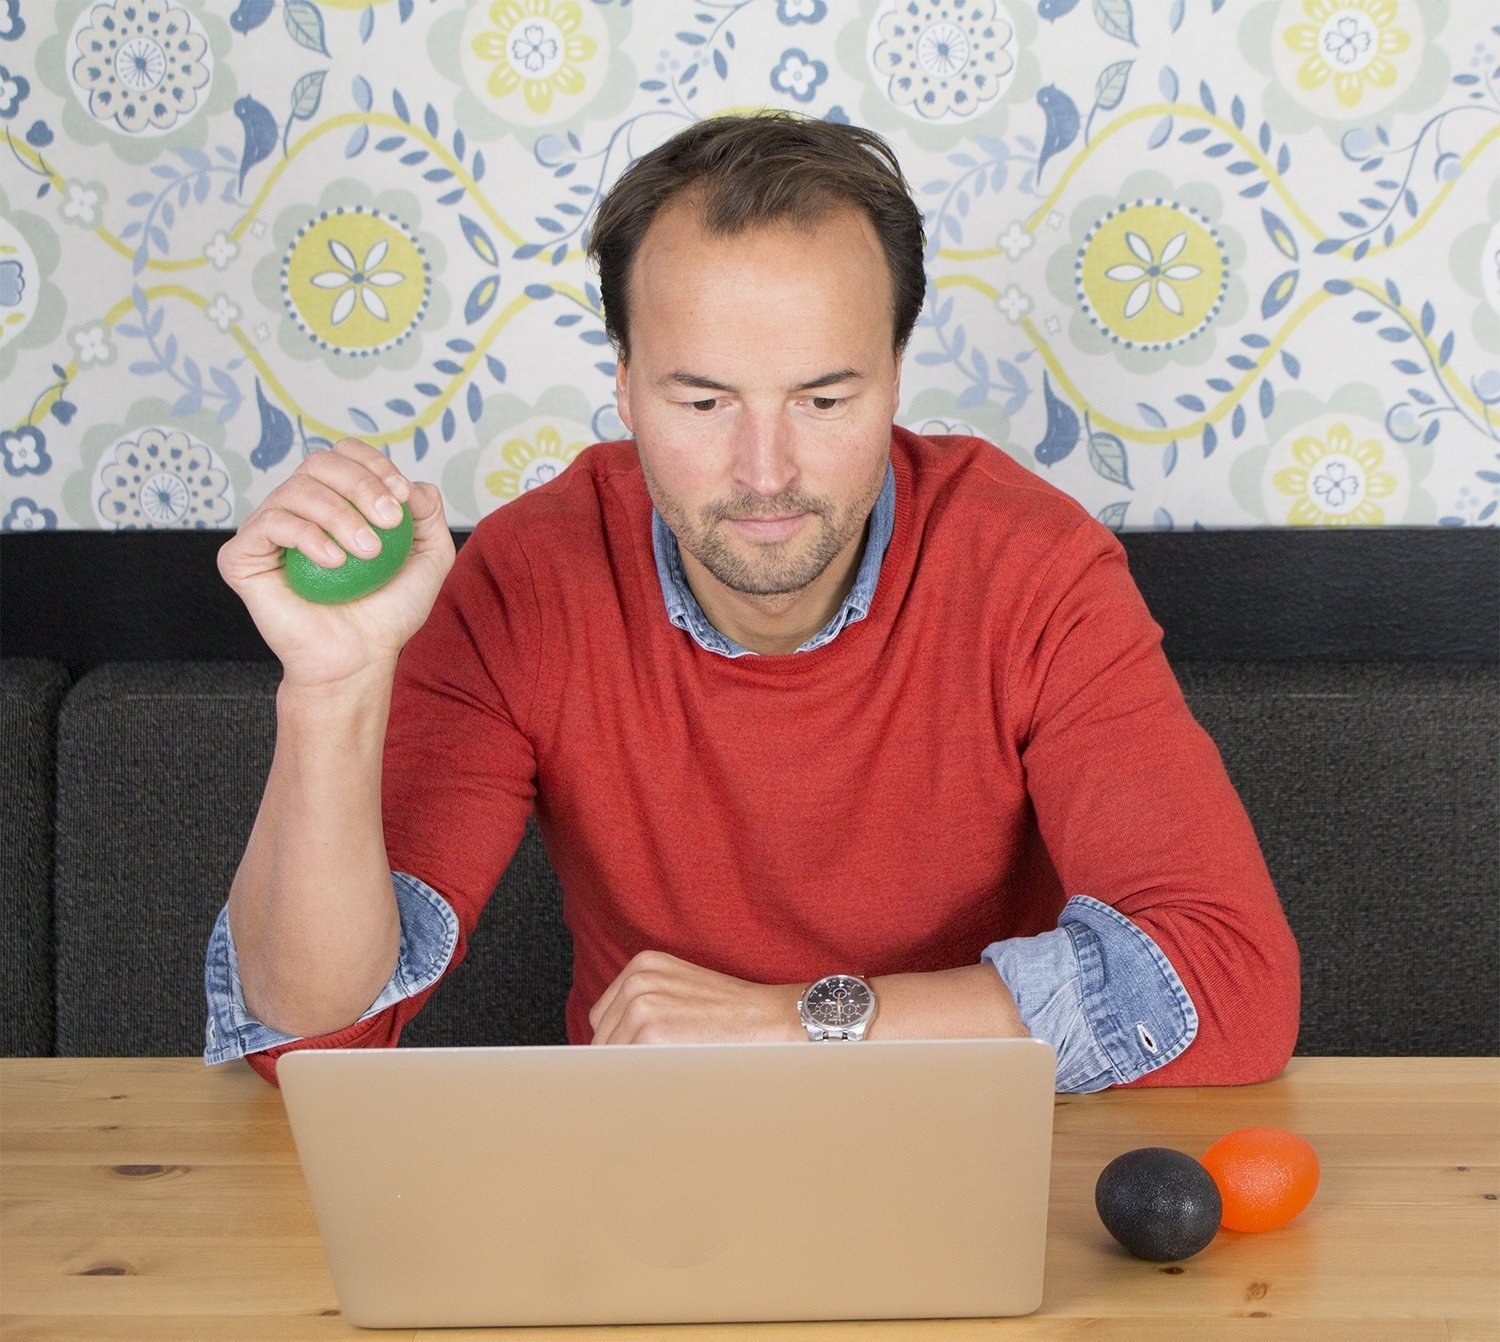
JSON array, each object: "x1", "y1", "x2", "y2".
[{"x1": 615, "y1": 200, "x2": 902, "y2": 629}]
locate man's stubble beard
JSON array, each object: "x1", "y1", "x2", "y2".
[{"x1": 652, "y1": 465, "x2": 886, "y2": 600}]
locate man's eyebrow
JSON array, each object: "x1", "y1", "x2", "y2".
[{"x1": 659, "y1": 368, "x2": 865, "y2": 393}]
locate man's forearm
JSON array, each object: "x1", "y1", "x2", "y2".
[
  {"x1": 866, "y1": 963, "x2": 1028, "y2": 1040},
  {"x1": 588, "y1": 954, "x2": 1029, "y2": 1045},
  {"x1": 227, "y1": 666, "x2": 403, "y2": 1037}
]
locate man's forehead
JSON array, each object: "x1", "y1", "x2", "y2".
[{"x1": 657, "y1": 367, "x2": 866, "y2": 393}]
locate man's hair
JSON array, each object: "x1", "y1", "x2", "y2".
[{"x1": 587, "y1": 112, "x2": 927, "y2": 360}]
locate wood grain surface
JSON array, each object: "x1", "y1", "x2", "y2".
[{"x1": 2, "y1": 1056, "x2": 1496, "y2": 1341}]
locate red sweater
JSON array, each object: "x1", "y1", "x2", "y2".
[{"x1": 253, "y1": 429, "x2": 1299, "y2": 1085}]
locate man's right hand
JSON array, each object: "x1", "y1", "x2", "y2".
[{"x1": 218, "y1": 438, "x2": 454, "y2": 688}]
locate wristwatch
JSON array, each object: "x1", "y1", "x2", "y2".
[{"x1": 797, "y1": 974, "x2": 878, "y2": 1041}]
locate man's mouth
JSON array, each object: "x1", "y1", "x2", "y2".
[{"x1": 723, "y1": 513, "x2": 808, "y2": 543}]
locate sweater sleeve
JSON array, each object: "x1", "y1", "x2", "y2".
[{"x1": 1006, "y1": 520, "x2": 1300, "y2": 1087}]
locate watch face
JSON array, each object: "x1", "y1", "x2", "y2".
[{"x1": 804, "y1": 975, "x2": 874, "y2": 1028}]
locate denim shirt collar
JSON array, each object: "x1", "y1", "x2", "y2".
[{"x1": 651, "y1": 461, "x2": 896, "y2": 658}]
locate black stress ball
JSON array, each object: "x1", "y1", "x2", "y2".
[{"x1": 1095, "y1": 1147, "x2": 1223, "y2": 1262}]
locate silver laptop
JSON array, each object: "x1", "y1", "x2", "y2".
[{"x1": 278, "y1": 1038, "x2": 1056, "y2": 1328}]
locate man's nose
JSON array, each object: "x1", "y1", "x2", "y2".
[{"x1": 730, "y1": 409, "x2": 798, "y2": 498}]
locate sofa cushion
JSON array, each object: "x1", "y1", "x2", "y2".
[
  {"x1": 1, "y1": 659, "x2": 70, "y2": 1056},
  {"x1": 55, "y1": 662, "x2": 283, "y2": 1055},
  {"x1": 52, "y1": 661, "x2": 570, "y2": 1055},
  {"x1": 1177, "y1": 661, "x2": 1499, "y2": 1057}
]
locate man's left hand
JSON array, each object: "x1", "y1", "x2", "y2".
[{"x1": 588, "y1": 950, "x2": 803, "y2": 1045}]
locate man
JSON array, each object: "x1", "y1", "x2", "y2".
[{"x1": 207, "y1": 113, "x2": 1299, "y2": 1089}]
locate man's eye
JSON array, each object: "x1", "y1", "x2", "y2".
[
  {"x1": 811, "y1": 397, "x2": 842, "y2": 411},
  {"x1": 689, "y1": 398, "x2": 718, "y2": 413}
]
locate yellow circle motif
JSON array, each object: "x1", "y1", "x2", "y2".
[
  {"x1": 281, "y1": 207, "x2": 431, "y2": 356},
  {"x1": 1076, "y1": 200, "x2": 1229, "y2": 350}
]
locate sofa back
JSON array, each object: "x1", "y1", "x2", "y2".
[{"x1": 3, "y1": 654, "x2": 1495, "y2": 1059}]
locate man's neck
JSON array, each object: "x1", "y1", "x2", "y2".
[{"x1": 682, "y1": 525, "x2": 870, "y2": 656}]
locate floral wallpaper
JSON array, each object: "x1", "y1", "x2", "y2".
[{"x1": 1, "y1": 0, "x2": 1497, "y2": 534}]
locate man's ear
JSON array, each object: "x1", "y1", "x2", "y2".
[{"x1": 615, "y1": 357, "x2": 633, "y2": 435}]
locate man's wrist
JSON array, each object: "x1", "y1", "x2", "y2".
[{"x1": 864, "y1": 964, "x2": 1028, "y2": 1041}]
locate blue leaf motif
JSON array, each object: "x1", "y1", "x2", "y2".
[
  {"x1": 1034, "y1": 374, "x2": 1080, "y2": 466},
  {"x1": 251, "y1": 381, "x2": 294, "y2": 470},
  {"x1": 1261, "y1": 269, "x2": 1298, "y2": 319},
  {"x1": 464, "y1": 277, "x2": 498, "y2": 324},
  {"x1": 1261, "y1": 208, "x2": 1298, "y2": 261},
  {"x1": 1094, "y1": 58, "x2": 1133, "y2": 112},
  {"x1": 1088, "y1": 429, "x2": 1132, "y2": 488},
  {"x1": 289, "y1": 70, "x2": 326, "y2": 123},
  {"x1": 1039, "y1": 0, "x2": 1080, "y2": 18},
  {"x1": 1092, "y1": 0, "x2": 1136, "y2": 44},
  {"x1": 284, "y1": 0, "x2": 330, "y2": 56},
  {"x1": 1096, "y1": 501, "x2": 1129, "y2": 531}
]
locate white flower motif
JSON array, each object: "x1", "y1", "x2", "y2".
[
  {"x1": 310, "y1": 236, "x2": 405, "y2": 327},
  {"x1": 205, "y1": 231, "x2": 238, "y2": 269},
  {"x1": 94, "y1": 428, "x2": 232, "y2": 528},
  {"x1": 777, "y1": 0, "x2": 826, "y2": 21},
  {"x1": 3, "y1": 499, "x2": 56, "y2": 532},
  {"x1": 1313, "y1": 457, "x2": 1360, "y2": 506},
  {"x1": 205, "y1": 294, "x2": 240, "y2": 332},
  {"x1": 0, "y1": 70, "x2": 22, "y2": 115},
  {"x1": 1324, "y1": 14, "x2": 1373, "y2": 67},
  {"x1": 250, "y1": 219, "x2": 267, "y2": 239},
  {"x1": 996, "y1": 285, "x2": 1032, "y2": 322},
  {"x1": 997, "y1": 221, "x2": 1032, "y2": 260},
  {"x1": 1, "y1": 427, "x2": 49, "y2": 475},
  {"x1": 1046, "y1": 210, "x2": 1064, "y2": 230},
  {"x1": 61, "y1": 181, "x2": 103, "y2": 226},
  {"x1": 1044, "y1": 314, "x2": 1061, "y2": 334},
  {"x1": 69, "y1": 1, "x2": 211, "y2": 135},
  {"x1": 870, "y1": 0, "x2": 1013, "y2": 122},
  {"x1": 511, "y1": 22, "x2": 560, "y2": 75},
  {"x1": 1103, "y1": 230, "x2": 1203, "y2": 320},
  {"x1": 254, "y1": 322, "x2": 270, "y2": 342},
  {"x1": 71, "y1": 324, "x2": 112, "y2": 364},
  {"x1": 771, "y1": 48, "x2": 828, "y2": 103}
]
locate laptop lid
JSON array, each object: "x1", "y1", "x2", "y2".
[{"x1": 278, "y1": 1038, "x2": 1056, "y2": 1328}]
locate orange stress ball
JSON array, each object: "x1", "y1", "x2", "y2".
[{"x1": 1201, "y1": 1127, "x2": 1320, "y2": 1233}]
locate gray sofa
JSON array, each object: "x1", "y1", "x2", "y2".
[{"x1": 3, "y1": 653, "x2": 1495, "y2": 1061}]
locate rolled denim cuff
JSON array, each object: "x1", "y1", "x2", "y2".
[
  {"x1": 982, "y1": 894, "x2": 1197, "y2": 1093},
  {"x1": 203, "y1": 871, "x2": 459, "y2": 1065}
]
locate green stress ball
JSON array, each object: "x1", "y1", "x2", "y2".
[{"x1": 283, "y1": 502, "x2": 414, "y2": 604}]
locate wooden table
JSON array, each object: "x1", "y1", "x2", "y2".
[{"x1": 1, "y1": 1057, "x2": 1496, "y2": 1340}]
